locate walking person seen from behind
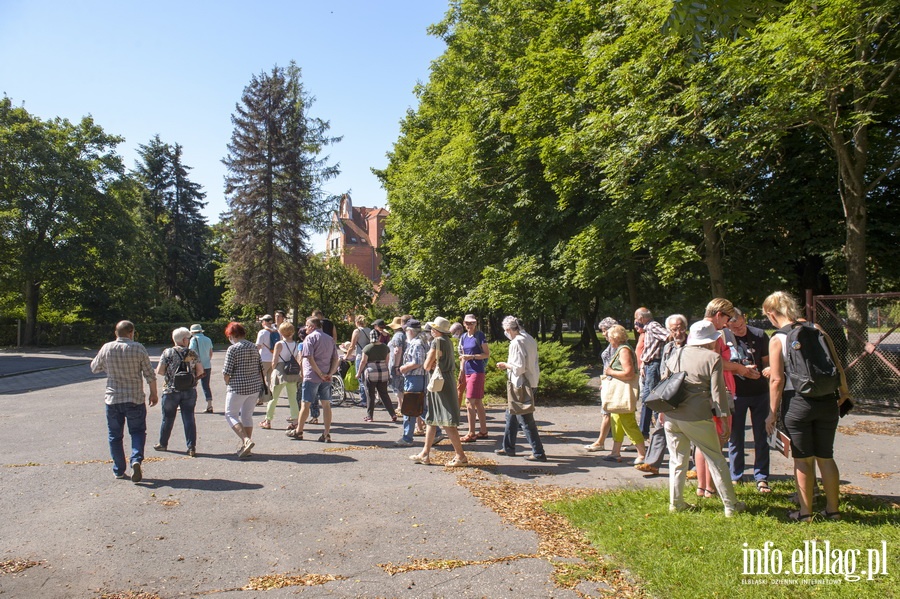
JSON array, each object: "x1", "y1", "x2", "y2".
[
  {"x1": 90, "y1": 320, "x2": 159, "y2": 483},
  {"x1": 189, "y1": 323, "x2": 215, "y2": 413},
  {"x1": 222, "y1": 322, "x2": 262, "y2": 458},
  {"x1": 154, "y1": 327, "x2": 204, "y2": 457}
]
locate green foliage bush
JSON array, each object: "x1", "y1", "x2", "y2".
[{"x1": 484, "y1": 340, "x2": 592, "y2": 401}]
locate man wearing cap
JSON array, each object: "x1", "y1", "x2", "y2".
[
  {"x1": 90, "y1": 320, "x2": 159, "y2": 483},
  {"x1": 255, "y1": 315, "x2": 279, "y2": 406},
  {"x1": 387, "y1": 315, "x2": 412, "y2": 398},
  {"x1": 189, "y1": 324, "x2": 215, "y2": 413}
]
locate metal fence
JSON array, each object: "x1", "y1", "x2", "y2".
[{"x1": 810, "y1": 292, "x2": 900, "y2": 410}]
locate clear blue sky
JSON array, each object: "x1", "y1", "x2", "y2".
[{"x1": 0, "y1": 0, "x2": 447, "y2": 245}]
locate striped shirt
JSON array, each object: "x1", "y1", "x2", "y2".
[
  {"x1": 222, "y1": 339, "x2": 263, "y2": 395},
  {"x1": 90, "y1": 337, "x2": 155, "y2": 405},
  {"x1": 640, "y1": 320, "x2": 669, "y2": 364}
]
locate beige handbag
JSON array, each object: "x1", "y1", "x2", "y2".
[
  {"x1": 427, "y1": 340, "x2": 444, "y2": 392},
  {"x1": 600, "y1": 347, "x2": 638, "y2": 414}
]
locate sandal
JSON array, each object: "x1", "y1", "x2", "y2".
[
  {"x1": 446, "y1": 456, "x2": 469, "y2": 467},
  {"x1": 460, "y1": 433, "x2": 478, "y2": 443},
  {"x1": 584, "y1": 444, "x2": 606, "y2": 452},
  {"x1": 285, "y1": 429, "x2": 302, "y2": 440},
  {"x1": 363, "y1": 416, "x2": 373, "y2": 422},
  {"x1": 789, "y1": 510, "x2": 814, "y2": 522},
  {"x1": 204, "y1": 406, "x2": 214, "y2": 414},
  {"x1": 307, "y1": 418, "x2": 318, "y2": 425},
  {"x1": 475, "y1": 431, "x2": 489, "y2": 439},
  {"x1": 696, "y1": 487, "x2": 707, "y2": 498},
  {"x1": 756, "y1": 480, "x2": 772, "y2": 494},
  {"x1": 409, "y1": 454, "x2": 430, "y2": 465},
  {"x1": 704, "y1": 488, "x2": 718, "y2": 499},
  {"x1": 318, "y1": 433, "x2": 331, "y2": 443},
  {"x1": 602, "y1": 455, "x2": 623, "y2": 462},
  {"x1": 819, "y1": 510, "x2": 841, "y2": 520},
  {"x1": 260, "y1": 420, "x2": 271, "y2": 429}
]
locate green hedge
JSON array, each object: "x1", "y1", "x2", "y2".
[{"x1": 484, "y1": 340, "x2": 592, "y2": 401}]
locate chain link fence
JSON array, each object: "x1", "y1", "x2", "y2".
[{"x1": 812, "y1": 292, "x2": 900, "y2": 410}]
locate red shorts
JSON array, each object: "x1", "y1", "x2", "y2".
[{"x1": 465, "y1": 372, "x2": 485, "y2": 400}]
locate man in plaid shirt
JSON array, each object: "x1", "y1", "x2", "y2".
[
  {"x1": 90, "y1": 320, "x2": 159, "y2": 483},
  {"x1": 634, "y1": 307, "x2": 670, "y2": 439}
]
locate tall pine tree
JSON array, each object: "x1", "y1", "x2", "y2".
[
  {"x1": 134, "y1": 135, "x2": 209, "y2": 316},
  {"x1": 222, "y1": 62, "x2": 340, "y2": 315}
]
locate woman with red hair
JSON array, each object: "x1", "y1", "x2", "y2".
[{"x1": 222, "y1": 322, "x2": 263, "y2": 458}]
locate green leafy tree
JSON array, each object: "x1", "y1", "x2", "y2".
[
  {"x1": 299, "y1": 254, "x2": 374, "y2": 324},
  {"x1": 0, "y1": 97, "x2": 137, "y2": 344},
  {"x1": 222, "y1": 62, "x2": 340, "y2": 315}
]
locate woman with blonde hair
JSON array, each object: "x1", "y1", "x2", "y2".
[
  {"x1": 260, "y1": 322, "x2": 301, "y2": 430},
  {"x1": 347, "y1": 315, "x2": 372, "y2": 408},
  {"x1": 600, "y1": 325, "x2": 647, "y2": 464},
  {"x1": 762, "y1": 291, "x2": 848, "y2": 521}
]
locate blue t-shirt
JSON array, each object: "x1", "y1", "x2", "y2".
[
  {"x1": 189, "y1": 333, "x2": 214, "y2": 369},
  {"x1": 460, "y1": 331, "x2": 487, "y2": 375}
]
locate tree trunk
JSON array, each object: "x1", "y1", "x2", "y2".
[
  {"x1": 702, "y1": 218, "x2": 727, "y2": 297},
  {"x1": 24, "y1": 279, "x2": 40, "y2": 346},
  {"x1": 574, "y1": 298, "x2": 600, "y2": 354},
  {"x1": 625, "y1": 267, "x2": 639, "y2": 313}
]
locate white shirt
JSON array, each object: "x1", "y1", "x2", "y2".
[{"x1": 507, "y1": 330, "x2": 540, "y2": 388}]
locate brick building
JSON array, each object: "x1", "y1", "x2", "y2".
[{"x1": 325, "y1": 194, "x2": 396, "y2": 306}]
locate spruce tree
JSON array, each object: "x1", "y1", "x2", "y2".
[
  {"x1": 222, "y1": 62, "x2": 340, "y2": 315},
  {"x1": 134, "y1": 135, "x2": 208, "y2": 314}
]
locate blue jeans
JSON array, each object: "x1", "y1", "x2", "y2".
[
  {"x1": 729, "y1": 392, "x2": 771, "y2": 481},
  {"x1": 198, "y1": 368, "x2": 212, "y2": 401},
  {"x1": 159, "y1": 389, "x2": 197, "y2": 450},
  {"x1": 401, "y1": 375, "x2": 426, "y2": 443},
  {"x1": 502, "y1": 410, "x2": 545, "y2": 458},
  {"x1": 639, "y1": 360, "x2": 661, "y2": 437},
  {"x1": 300, "y1": 383, "x2": 321, "y2": 419},
  {"x1": 302, "y1": 380, "x2": 331, "y2": 406},
  {"x1": 106, "y1": 402, "x2": 147, "y2": 476}
]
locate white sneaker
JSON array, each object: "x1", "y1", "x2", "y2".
[{"x1": 238, "y1": 438, "x2": 255, "y2": 458}]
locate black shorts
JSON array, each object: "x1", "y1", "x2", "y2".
[{"x1": 781, "y1": 390, "x2": 839, "y2": 459}]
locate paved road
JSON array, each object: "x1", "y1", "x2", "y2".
[{"x1": 0, "y1": 348, "x2": 897, "y2": 598}]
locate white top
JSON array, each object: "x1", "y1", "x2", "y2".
[
  {"x1": 507, "y1": 330, "x2": 540, "y2": 388},
  {"x1": 256, "y1": 328, "x2": 277, "y2": 362},
  {"x1": 277, "y1": 340, "x2": 299, "y2": 364},
  {"x1": 774, "y1": 331, "x2": 794, "y2": 391}
]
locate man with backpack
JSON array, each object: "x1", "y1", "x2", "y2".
[{"x1": 155, "y1": 327, "x2": 204, "y2": 456}]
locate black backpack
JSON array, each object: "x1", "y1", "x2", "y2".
[
  {"x1": 282, "y1": 341, "x2": 301, "y2": 375},
  {"x1": 778, "y1": 322, "x2": 840, "y2": 398},
  {"x1": 172, "y1": 348, "x2": 195, "y2": 391}
]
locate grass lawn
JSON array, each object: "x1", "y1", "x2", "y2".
[{"x1": 547, "y1": 480, "x2": 899, "y2": 598}]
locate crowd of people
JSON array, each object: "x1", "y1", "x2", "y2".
[{"x1": 90, "y1": 291, "x2": 849, "y2": 521}]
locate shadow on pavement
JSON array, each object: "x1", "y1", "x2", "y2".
[{"x1": 140, "y1": 478, "x2": 265, "y2": 491}]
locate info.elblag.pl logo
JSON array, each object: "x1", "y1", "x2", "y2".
[{"x1": 742, "y1": 540, "x2": 890, "y2": 584}]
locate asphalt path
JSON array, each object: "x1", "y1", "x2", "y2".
[{"x1": 0, "y1": 348, "x2": 897, "y2": 598}]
